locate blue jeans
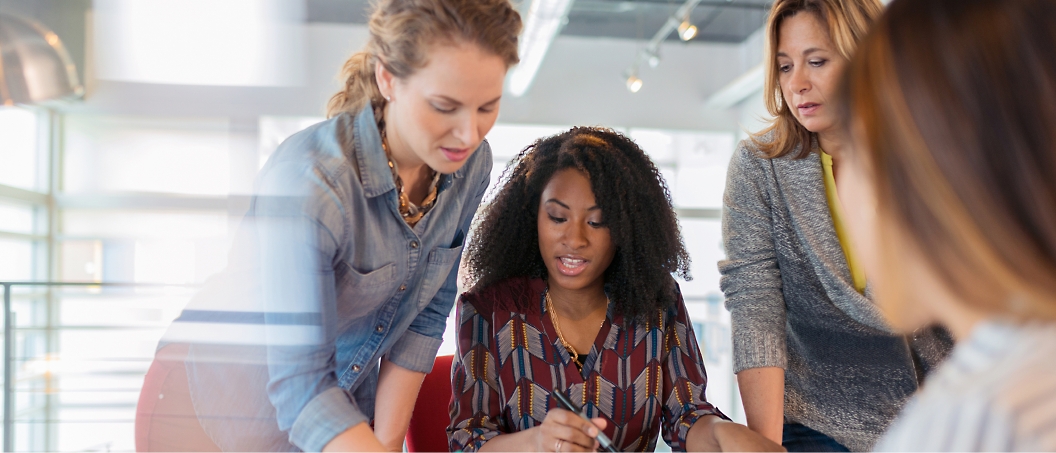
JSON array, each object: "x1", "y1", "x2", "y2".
[{"x1": 782, "y1": 423, "x2": 850, "y2": 452}]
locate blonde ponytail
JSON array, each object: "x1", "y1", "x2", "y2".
[{"x1": 326, "y1": 51, "x2": 386, "y2": 118}]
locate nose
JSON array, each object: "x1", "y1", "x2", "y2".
[
  {"x1": 453, "y1": 111, "x2": 480, "y2": 146},
  {"x1": 789, "y1": 65, "x2": 810, "y2": 94},
  {"x1": 563, "y1": 220, "x2": 589, "y2": 250}
]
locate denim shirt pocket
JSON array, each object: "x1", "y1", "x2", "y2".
[
  {"x1": 414, "y1": 244, "x2": 463, "y2": 310},
  {"x1": 335, "y1": 261, "x2": 398, "y2": 310}
]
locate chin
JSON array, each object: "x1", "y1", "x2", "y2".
[
  {"x1": 428, "y1": 154, "x2": 472, "y2": 175},
  {"x1": 547, "y1": 272, "x2": 595, "y2": 292},
  {"x1": 877, "y1": 292, "x2": 935, "y2": 334}
]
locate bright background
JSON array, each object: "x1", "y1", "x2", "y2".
[{"x1": 0, "y1": 0, "x2": 807, "y2": 450}]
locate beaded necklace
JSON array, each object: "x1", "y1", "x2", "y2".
[{"x1": 375, "y1": 105, "x2": 439, "y2": 227}]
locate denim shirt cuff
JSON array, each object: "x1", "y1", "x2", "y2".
[
  {"x1": 386, "y1": 329, "x2": 443, "y2": 373},
  {"x1": 289, "y1": 386, "x2": 368, "y2": 452}
]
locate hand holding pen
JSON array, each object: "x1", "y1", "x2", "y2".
[{"x1": 535, "y1": 391, "x2": 617, "y2": 453}]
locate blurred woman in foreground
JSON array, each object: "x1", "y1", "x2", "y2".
[{"x1": 838, "y1": 0, "x2": 1056, "y2": 450}]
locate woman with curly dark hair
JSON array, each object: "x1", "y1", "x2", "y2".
[{"x1": 447, "y1": 127, "x2": 782, "y2": 452}]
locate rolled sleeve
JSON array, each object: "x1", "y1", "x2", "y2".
[
  {"x1": 289, "y1": 386, "x2": 370, "y2": 452},
  {"x1": 719, "y1": 144, "x2": 788, "y2": 373},
  {"x1": 386, "y1": 329, "x2": 445, "y2": 374}
]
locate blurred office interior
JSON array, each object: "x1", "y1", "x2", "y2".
[{"x1": 0, "y1": 0, "x2": 776, "y2": 450}]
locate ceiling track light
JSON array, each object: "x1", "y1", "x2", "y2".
[
  {"x1": 678, "y1": 18, "x2": 698, "y2": 41},
  {"x1": 620, "y1": 0, "x2": 704, "y2": 88},
  {"x1": 624, "y1": 67, "x2": 643, "y2": 93}
]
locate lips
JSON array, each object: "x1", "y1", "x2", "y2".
[
  {"x1": 440, "y1": 146, "x2": 472, "y2": 162},
  {"x1": 797, "y1": 102, "x2": 821, "y2": 115},
  {"x1": 555, "y1": 256, "x2": 590, "y2": 277}
]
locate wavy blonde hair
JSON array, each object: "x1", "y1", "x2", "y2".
[
  {"x1": 751, "y1": 0, "x2": 882, "y2": 159},
  {"x1": 325, "y1": 0, "x2": 522, "y2": 118}
]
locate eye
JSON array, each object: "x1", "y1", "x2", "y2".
[
  {"x1": 432, "y1": 104, "x2": 456, "y2": 114},
  {"x1": 548, "y1": 214, "x2": 566, "y2": 224},
  {"x1": 587, "y1": 220, "x2": 606, "y2": 228},
  {"x1": 479, "y1": 106, "x2": 496, "y2": 114},
  {"x1": 809, "y1": 59, "x2": 827, "y2": 67},
  {"x1": 779, "y1": 64, "x2": 792, "y2": 73}
]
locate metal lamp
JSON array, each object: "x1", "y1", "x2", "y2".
[{"x1": 0, "y1": 12, "x2": 83, "y2": 106}]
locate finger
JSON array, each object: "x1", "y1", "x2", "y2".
[
  {"x1": 589, "y1": 417, "x2": 608, "y2": 432},
  {"x1": 554, "y1": 410, "x2": 603, "y2": 437},
  {"x1": 549, "y1": 424, "x2": 598, "y2": 450}
]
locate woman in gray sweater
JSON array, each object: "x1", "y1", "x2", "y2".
[{"x1": 718, "y1": 0, "x2": 950, "y2": 451}]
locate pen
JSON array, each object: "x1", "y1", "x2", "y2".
[{"x1": 551, "y1": 390, "x2": 618, "y2": 452}]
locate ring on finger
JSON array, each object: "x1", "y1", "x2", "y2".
[{"x1": 555, "y1": 439, "x2": 564, "y2": 452}]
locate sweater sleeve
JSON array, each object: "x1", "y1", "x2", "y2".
[{"x1": 718, "y1": 143, "x2": 789, "y2": 373}]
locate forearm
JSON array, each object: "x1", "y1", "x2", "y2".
[
  {"x1": 372, "y1": 358, "x2": 427, "y2": 451},
  {"x1": 322, "y1": 422, "x2": 386, "y2": 452},
  {"x1": 737, "y1": 367, "x2": 785, "y2": 444},
  {"x1": 477, "y1": 428, "x2": 537, "y2": 452}
]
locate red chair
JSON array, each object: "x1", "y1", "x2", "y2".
[
  {"x1": 135, "y1": 343, "x2": 221, "y2": 452},
  {"x1": 406, "y1": 355, "x2": 455, "y2": 452}
]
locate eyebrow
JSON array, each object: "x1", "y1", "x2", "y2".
[
  {"x1": 545, "y1": 199, "x2": 601, "y2": 211},
  {"x1": 434, "y1": 95, "x2": 502, "y2": 106},
  {"x1": 776, "y1": 47, "x2": 824, "y2": 58}
]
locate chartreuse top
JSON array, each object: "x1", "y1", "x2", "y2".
[{"x1": 820, "y1": 151, "x2": 866, "y2": 293}]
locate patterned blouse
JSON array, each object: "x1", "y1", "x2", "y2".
[{"x1": 448, "y1": 277, "x2": 727, "y2": 452}]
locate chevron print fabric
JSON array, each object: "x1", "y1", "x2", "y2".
[{"x1": 448, "y1": 277, "x2": 728, "y2": 452}]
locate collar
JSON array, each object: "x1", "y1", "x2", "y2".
[{"x1": 352, "y1": 104, "x2": 465, "y2": 198}]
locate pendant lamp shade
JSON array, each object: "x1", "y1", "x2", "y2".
[{"x1": 0, "y1": 13, "x2": 83, "y2": 106}]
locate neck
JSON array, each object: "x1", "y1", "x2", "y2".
[
  {"x1": 817, "y1": 129, "x2": 850, "y2": 161},
  {"x1": 546, "y1": 280, "x2": 608, "y2": 321},
  {"x1": 382, "y1": 111, "x2": 433, "y2": 200}
]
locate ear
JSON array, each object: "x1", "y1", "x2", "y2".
[{"x1": 374, "y1": 59, "x2": 396, "y2": 101}]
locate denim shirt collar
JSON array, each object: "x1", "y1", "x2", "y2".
[{"x1": 352, "y1": 104, "x2": 462, "y2": 199}]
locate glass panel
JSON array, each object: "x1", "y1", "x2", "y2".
[
  {"x1": 0, "y1": 200, "x2": 42, "y2": 235},
  {"x1": 62, "y1": 209, "x2": 228, "y2": 239},
  {"x1": 63, "y1": 115, "x2": 232, "y2": 195},
  {"x1": 61, "y1": 210, "x2": 230, "y2": 284},
  {"x1": 0, "y1": 107, "x2": 40, "y2": 191},
  {"x1": 0, "y1": 239, "x2": 34, "y2": 281}
]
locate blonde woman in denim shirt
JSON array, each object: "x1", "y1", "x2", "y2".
[{"x1": 145, "y1": 1, "x2": 524, "y2": 451}]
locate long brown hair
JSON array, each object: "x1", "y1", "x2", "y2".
[
  {"x1": 325, "y1": 0, "x2": 522, "y2": 118},
  {"x1": 751, "y1": 0, "x2": 882, "y2": 159},
  {"x1": 842, "y1": 0, "x2": 1056, "y2": 319}
]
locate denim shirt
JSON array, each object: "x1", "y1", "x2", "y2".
[{"x1": 183, "y1": 105, "x2": 491, "y2": 451}]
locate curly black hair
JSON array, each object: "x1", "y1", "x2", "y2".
[{"x1": 464, "y1": 126, "x2": 691, "y2": 324}]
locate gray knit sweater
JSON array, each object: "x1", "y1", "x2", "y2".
[{"x1": 718, "y1": 137, "x2": 951, "y2": 452}]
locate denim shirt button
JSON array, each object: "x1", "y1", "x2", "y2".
[
  {"x1": 352, "y1": 364, "x2": 361, "y2": 372},
  {"x1": 375, "y1": 324, "x2": 384, "y2": 333},
  {"x1": 410, "y1": 240, "x2": 419, "y2": 249},
  {"x1": 399, "y1": 284, "x2": 406, "y2": 292}
]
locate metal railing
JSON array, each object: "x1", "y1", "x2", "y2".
[{"x1": 0, "y1": 281, "x2": 196, "y2": 452}]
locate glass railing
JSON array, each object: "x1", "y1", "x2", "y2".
[{"x1": 0, "y1": 281, "x2": 196, "y2": 452}]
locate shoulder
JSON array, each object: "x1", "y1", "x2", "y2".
[
  {"x1": 883, "y1": 325, "x2": 1056, "y2": 450},
  {"x1": 268, "y1": 114, "x2": 354, "y2": 172},
  {"x1": 256, "y1": 115, "x2": 356, "y2": 193},
  {"x1": 460, "y1": 276, "x2": 545, "y2": 318}
]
